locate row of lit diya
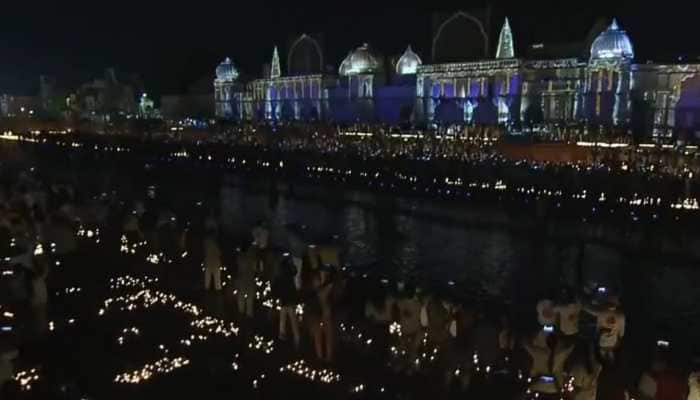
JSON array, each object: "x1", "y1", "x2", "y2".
[{"x1": 18, "y1": 134, "x2": 700, "y2": 216}]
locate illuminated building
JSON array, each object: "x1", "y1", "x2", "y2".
[
  {"x1": 138, "y1": 93, "x2": 158, "y2": 119},
  {"x1": 214, "y1": 57, "x2": 245, "y2": 119},
  {"x1": 396, "y1": 46, "x2": 423, "y2": 76},
  {"x1": 214, "y1": 12, "x2": 700, "y2": 137}
]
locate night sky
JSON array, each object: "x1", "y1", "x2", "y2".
[{"x1": 1, "y1": 0, "x2": 697, "y2": 97}]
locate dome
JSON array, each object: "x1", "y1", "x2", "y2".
[
  {"x1": 216, "y1": 57, "x2": 239, "y2": 81},
  {"x1": 590, "y1": 19, "x2": 634, "y2": 61},
  {"x1": 396, "y1": 45, "x2": 422, "y2": 75},
  {"x1": 339, "y1": 44, "x2": 381, "y2": 76}
]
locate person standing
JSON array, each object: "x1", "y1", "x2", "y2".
[
  {"x1": 567, "y1": 344, "x2": 603, "y2": 400},
  {"x1": 29, "y1": 248, "x2": 49, "y2": 338},
  {"x1": 307, "y1": 265, "x2": 337, "y2": 363},
  {"x1": 273, "y1": 254, "x2": 300, "y2": 349},
  {"x1": 286, "y1": 224, "x2": 306, "y2": 273},
  {"x1": 252, "y1": 220, "x2": 270, "y2": 274},
  {"x1": 585, "y1": 297, "x2": 625, "y2": 361},
  {"x1": 235, "y1": 247, "x2": 257, "y2": 318},
  {"x1": 395, "y1": 283, "x2": 423, "y2": 372},
  {"x1": 420, "y1": 295, "x2": 456, "y2": 347},
  {"x1": 203, "y1": 234, "x2": 222, "y2": 291}
]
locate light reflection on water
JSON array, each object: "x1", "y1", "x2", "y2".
[
  {"x1": 219, "y1": 180, "x2": 614, "y2": 297},
  {"x1": 215, "y1": 178, "x2": 700, "y2": 338}
]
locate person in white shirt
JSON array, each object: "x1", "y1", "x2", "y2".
[
  {"x1": 525, "y1": 299, "x2": 575, "y2": 396},
  {"x1": 584, "y1": 297, "x2": 625, "y2": 361},
  {"x1": 532, "y1": 299, "x2": 557, "y2": 347}
]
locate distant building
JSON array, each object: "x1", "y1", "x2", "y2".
[
  {"x1": 69, "y1": 68, "x2": 138, "y2": 122},
  {"x1": 138, "y1": 93, "x2": 160, "y2": 119},
  {"x1": 214, "y1": 12, "x2": 700, "y2": 137}
]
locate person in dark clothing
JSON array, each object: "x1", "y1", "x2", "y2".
[{"x1": 273, "y1": 254, "x2": 301, "y2": 349}]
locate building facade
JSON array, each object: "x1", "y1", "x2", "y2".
[{"x1": 214, "y1": 13, "x2": 700, "y2": 137}]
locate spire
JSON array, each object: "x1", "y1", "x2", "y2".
[
  {"x1": 270, "y1": 46, "x2": 281, "y2": 79},
  {"x1": 610, "y1": 18, "x2": 619, "y2": 30},
  {"x1": 496, "y1": 17, "x2": 515, "y2": 59}
]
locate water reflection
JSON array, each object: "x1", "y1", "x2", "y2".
[
  {"x1": 214, "y1": 175, "x2": 699, "y2": 338},
  {"x1": 219, "y1": 181, "x2": 553, "y2": 298}
]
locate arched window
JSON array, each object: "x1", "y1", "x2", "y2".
[
  {"x1": 288, "y1": 34, "x2": 324, "y2": 76},
  {"x1": 432, "y1": 12, "x2": 489, "y2": 62}
]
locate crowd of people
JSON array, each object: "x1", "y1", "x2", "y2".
[
  {"x1": 1, "y1": 127, "x2": 700, "y2": 399},
  {"x1": 0, "y1": 167, "x2": 694, "y2": 400},
  {"x1": 206, "y1": 122, "x2": 700, "y2": 177}
]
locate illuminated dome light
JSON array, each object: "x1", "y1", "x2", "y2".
[
  {"x1": 590, "y1": 19, "x2": 634, "y2": 62},
  {"x1": 339, "y1": 43, "x2": 381, "y2": 76},
  {"x1": 216, "y1": 57, "x2": 239, "y2": 82},
  {"x1": 396, "y1": 45, "x2": 422, "y2": 75}
]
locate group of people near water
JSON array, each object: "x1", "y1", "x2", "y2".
[
  {"x1": 1, "y1": 144, "x2": 700, "y2": 399},
  {"x1": 116, "y1": 188, "x2": 699, "y2": 400}
]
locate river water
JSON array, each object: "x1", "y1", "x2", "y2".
[
  {"x1": 215, "y1": 175, "x2": 700, "y2": 341},
  {"x1": 14, "y1": 141, "x2": 700, "y2": 344}
]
